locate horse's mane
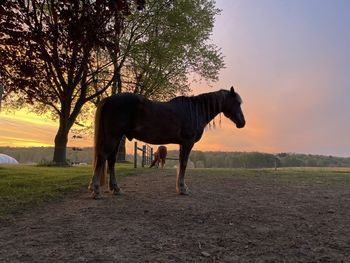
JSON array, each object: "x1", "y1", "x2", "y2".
[
  {"x1": 169, "y1": 90, "x2": 229, "y2": 128},
  {"x1": 169, "y1": 89, "x2": 227, "y2": 104}
]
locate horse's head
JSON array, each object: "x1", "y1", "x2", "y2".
[{"x1": 223, "y1": 86, "x2": 246, "y2": 128}]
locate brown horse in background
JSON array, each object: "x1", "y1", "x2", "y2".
[
  {"x1": 150, "y1": 146, "x2": 167, "y2": 168},
  {"x1": 89, "y1": 87, "x2": 245, "y2": 198}
]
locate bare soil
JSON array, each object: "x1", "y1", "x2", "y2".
[{"x1": 1, "y1": 169, "x2": 349, "y2": 262}]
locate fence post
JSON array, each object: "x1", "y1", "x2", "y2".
[
  {"x1": 134, "y1": 141, "x2": 137, "y2": 168},
  {"x1": 147, "y1": 146, "x2": 151, "y2": 165},
  {"x1": 142, "y1": 145, "x2": 146, "y2": 167},
  {"x1": 150, "y1": 148, "x2": 153, "y2": 164}
]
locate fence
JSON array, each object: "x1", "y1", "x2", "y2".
[{"x1": 133, "y1": 142, "x2": 153, "y2": 168}]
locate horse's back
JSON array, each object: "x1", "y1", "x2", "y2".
[
  {"x1": 100, "y1": 93, "x2": 144, "y2": 133},
  {"x1": 104, "y1": 93, "x2": 143, "y2": 109}
]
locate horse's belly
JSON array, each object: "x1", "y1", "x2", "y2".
[
  {"x1": 132, "y1": 132, "x2": 180, "y2": 145},
  {"x1": 127, "y1": 125, "x2": 181, "y2": 145}
]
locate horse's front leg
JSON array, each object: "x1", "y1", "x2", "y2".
[
  {"x1": 176, "y1": 143, "x2": 194, "y2": 195},
  {"x1": 108, "y1": 151, "x2": 122, "y2": 195}
]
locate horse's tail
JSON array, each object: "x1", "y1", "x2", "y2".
[{"x1": 93, "y1": 98, "x2": 108, "y2": 185}]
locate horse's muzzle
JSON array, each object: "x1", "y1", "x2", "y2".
[{"x1": 236, "y1": 120, "x2": 245, "y2": 128}]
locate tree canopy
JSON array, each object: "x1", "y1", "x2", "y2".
[
  {"x1": 116, "y1": 0, "x2": 224, "y2": 100},
  {"x1": 0, "y1": 0, "x2": 224, "y2": 164},
  {"x1": 0, "y1": 0, "x2": 141, "y2": 163}
]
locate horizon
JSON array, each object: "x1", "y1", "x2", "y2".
[
  {"x1": 1, "y1": 144, "x2": 349, "y2": 159},
  {"x1": 1, "y1": 0, "x2": 350, "y2": 157}
]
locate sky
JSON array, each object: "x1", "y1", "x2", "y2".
[{"x1": 1, "y1": 0, "x2": 350, "y2": 157}]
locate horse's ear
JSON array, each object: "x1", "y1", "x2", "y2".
[{"x1": 230, "y1": 86, "x2": 235, "y2": 94}]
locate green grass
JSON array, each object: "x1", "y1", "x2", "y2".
[
  {"x1": 188, "y1": 167, "x2": 350, "y2": 185},
  {"x1": 258, "y1": 167, "x2": 350, "y2": 185},
  {"x1": 0, "y1": 163, "x2": 142, "y2": 220},
  {"x1": 1, "y1": 165, "x2": 349, "y2": 221}
]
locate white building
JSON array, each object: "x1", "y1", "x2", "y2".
[{"x1": 0, "y1": 154, "x2": 19, "y2": 164}]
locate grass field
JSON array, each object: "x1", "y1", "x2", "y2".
[
  {"x1": 0, "y1": 164, "x2": 349, "y2": 220},
  {"x1": 0, "y1": 163, "x2": 151, "y2": 220}
]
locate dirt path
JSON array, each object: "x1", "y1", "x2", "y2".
[{"x1": 1, "y1": 170, "x2": 349, "y2": 262}]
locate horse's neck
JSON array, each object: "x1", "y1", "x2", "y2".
[{"x1": 194, "y1": 91, "x2": 225, "y2": 125}]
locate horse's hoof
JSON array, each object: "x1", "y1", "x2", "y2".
[
  {"x1": 88, "y1": 185, "x2": 93, "y2": 193},
  {"x1": 178, "y1": 190, "x2": 190, "y2": 195},
  {"x1": 176, "y1": 185, "x2": 190, "y2": 195},
  {"x1": 109, "y1": 184, "x2": 123, "y2": 195},
  {"x1": 91, "y1": 191, "x2": 102, "y2": 199},
  {"x1": 112, "y1": 187, "x2": 123, "y2": 195}
]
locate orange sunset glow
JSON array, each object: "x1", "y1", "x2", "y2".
[{"x1": 1, "y1": 0, "x2": 350, "y2": 157}]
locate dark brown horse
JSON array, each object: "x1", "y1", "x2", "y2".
[
  {"x1": 150, "y1": 146, "x2": 168, "y2": 168},
  {"x1": 89, "y1": 87, "x2": 245, "y2": 198}
]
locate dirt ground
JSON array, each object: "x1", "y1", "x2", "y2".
[{"x1": 1, "y1": 169, "x2": 349, "y2": 262}]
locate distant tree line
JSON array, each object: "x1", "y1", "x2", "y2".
[
  {"x1": 1, "y1": 147, "x2": 350, "y2": 168},
  {"x1": 0, "y1": 147, "x2": 93, "y2": 164},
  {"x1": 188, "y1": 151, "x2": 350, "y2": 168}
]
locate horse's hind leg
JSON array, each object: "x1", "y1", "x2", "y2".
[
  {"x1": 176, "y1": 143, "x2": 194, "y2": 195},
  {"x1": 107, "y1": 145, "x2": 122, "y2": 195},
  {"x1": 107, "y1": 136, "x2": 124, "y2": 195},
  {"x1": 90, "y1": 154, "x2": 106, "y2": 199}
]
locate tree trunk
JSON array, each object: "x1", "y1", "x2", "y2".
[{"x1": 53, "y1": 123, "x2": 70, "y2": 165}]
